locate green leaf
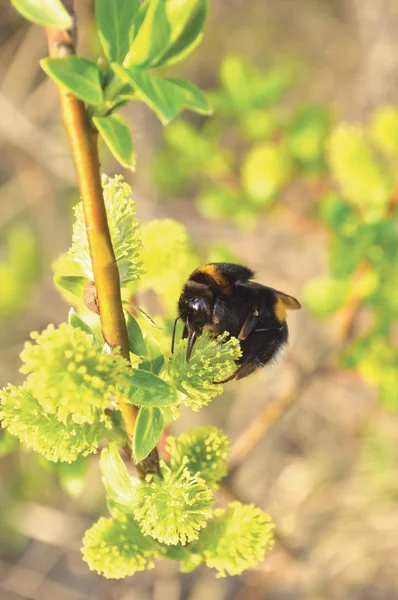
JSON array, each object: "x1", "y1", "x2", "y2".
[
  {"x1": 93, "y1": 114, "x2": 135, "y2": 168},
  {"x1": 126, "y1": 311, "x2": 147, "y2": 357},
  {"x1": 100, "y1": 442, "x2": 138, "y2": 507},
  {"x1": 124, "y1": 370, "x2": 177, "y2": 407},
  {"x1": 0, "y1": 431, "x2": 18, "y2": 458},
  {"x1": 112, "y1": 64, "x2": 182, "y2": 124},
  {"x1": 168, "y1": 79, "x2": 212, "y2": 115},
  {"x1": 303, "y1": 276, "x2": 350, "y2": 318},
  {"x1": 11, "y1": 0, "x2": 72, "y2": 29},
  {"x1": 320, "y1": 193, "x2": 355, "y2": 233},
  {"x1": 287, "y1": 105, "x2": 330, "y2": 168},
  {"x1": 220, "y1": 55, "x2": 291, "y2": 112},
  {"x1": 132, "y1": 305, "x2": 161, "y2": 328},
  {"x1": 328, "y1": 124, "x2": 391, "y2": 221},
  {"x1": 124, "y1": 0, "x2": 169, "y2": 67},
  {"x1": 370, "y1": 106, "x2": 398, "y2": 158},
  {"x1": 133, "y1": 407, "x2": 164, "y2": 462},
  {"x1": 241, "y1": 142, "x2": 292, "y2": 205},
  {"x1": 124, "y1": 0, "x2": 207, "y2": 68},
  {"x1": 152, "y1": 0, "x2": 208, "y2": 67},
  {"x1": 56, "y1": 456, "x2": 87, "y2": 498},
  {"x1": 112, "y1": 64, "x2": 207, "y2": 124},
  {"x1": 54, "y1": 275, "x2": 90, "y2": 299},
  {"x1": 140, "y1": 334, "x2": 164, "y2": 374},
  {"x1": 96, "y1": 0, "x2": 140, "y2": 64},
  {"x1": 41, "y1": 57, "x2": 104, "y2": 106},
  {"x1": 68, "y1": 310, "x2": 102, "y2": 349}
]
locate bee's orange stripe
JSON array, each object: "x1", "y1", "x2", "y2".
[{"x1": 195, "y1": 264, "x2": 232, "y2": 291}]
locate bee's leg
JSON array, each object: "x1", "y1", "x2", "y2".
[
  {"x1": 234, "y1": 360, "x2": 260, "y2": 379},
  {"x1": 171, "y1": 316, "x2": 181, "y2": 354},
  {"x1": 213, "y1": 368, "x2": 240, "y2": 384},
  {"x1": 213, "y1": 359, "x2": 259, "y2": 384},
  {"x1": 238, "y1": 309, "x2": 259, "y2": 340},
  {"x1": 212, "y1": 300, "x2": 225, "y2": 335}
]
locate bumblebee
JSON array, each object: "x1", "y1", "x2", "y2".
[{"x1": 172, "y1": 263, "x2": 301, "y2": 382}]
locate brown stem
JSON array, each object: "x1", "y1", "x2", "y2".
[{"x1": 44, "y1": 17, "x2": 143, "y2": 460}]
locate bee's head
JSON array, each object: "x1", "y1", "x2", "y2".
[{"x1": 178, "y1": 282, "x2": 214, "y2": 360}]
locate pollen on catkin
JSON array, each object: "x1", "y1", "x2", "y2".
[
  {"x1": 166, "y1": 426, "x2": 231, "y2": 488},
  {"x1": 69, "y1": 175, "x2": 143, "y2": 287},
  {"x1": 134, "y1": 459, "x2": 214, "y2": 546},
  {"x1": 198, "y1": 502, "x2": 275, "y2": 577},
  {"x1": 20, "y1": 323, "x2": 134, "y2": 425},
  {"x1": 82, "y1": 515, "x2": 161, "y2": 579},
  {"x1": 168, "y1": 331, "x2": 241, "y2": 411},
  {"x1": 0, "y1": 384, "x2": 111, "y2": 462}
]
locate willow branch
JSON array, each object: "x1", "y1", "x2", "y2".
[{"x1": 44, "y1": 17, "x2": 139, "y2": 452}]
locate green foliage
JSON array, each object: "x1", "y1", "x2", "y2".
[
  {"x1": 168, "y1": 332, "x2": 241, "y2": 411},
  {"x1": 0, "y1": 431, "x2": 19, "y2": 458},
  {"x1": 341, "y1": 336, "x2": 398, "y2": 410},
  {"x1": 31, "y1": 0, "x2": 210, "y2": 161},
  {"x1": 123, "y1": 0, "x2": 207, "y2": 69},
  {"x1": 287, "y1": 105, "x2": 331, "y2": 170},
  {"x1": 153, "y1": 55, "x2": 329, "y2": 228},
  {"x1": 69, "y1": 175, "x2": 142, "y2": 287},
  {"x1": 303, "y1": 276, "x2": 349, "y2": 318},
  {"x1": 11, "y1": 0, "x2": 72, "y2": 29},
  {"x1": 100, "y1": 443, "x2": 139, "y2": 508},
  {"x1": 41, "y1": 57, "x2": 104, "y2": 105},
  {"x1": 112, "y1": 64, "x2": 211, "y2": 125},
  {"x1": 0, "y1": 224, "x2": 40, "y2": 318},
  {"x1": 241, "y1": 142, "x2": 292, "y2": 206},
  {"x1": 95, "y1": 0, "x2": 140, "y2": 64},
  {"x1": 53, "y1": 275, "x2": 90, "y2": 301},
  {"x1": 139, "y1": 334, "x2": 165, "y2": 375},
  {"x1": 7, "y1": 3, "x2": 281, "y2": 582},
  {"x1": 150, "y1": 52, "x2": 396, "y2": 411},
  {"x1": 307, "y1": 115, "x2": 398, "y2": 403},
  {"x1": 93, "y1": 115, "x2": 136, "y2": 168},
  {"x1": 124, "y1": 370, "x2": 178, "y2": 408},
  {"x1": 166, "y1": 426, "x2": 231, "y2": 488},
  {"x1": 0, "y1": 384, "x2": 111, "y2": 463},
  {"x1": 218, "y1": 54, "x2": 291, "y2": 112},
  {"x1": 370, "y1": 106, "x2": 398, "y2": 157},
  {"x1": 13, "y1": 0, "x2": 211, "y2": 169},
  {"x1": 55, "y1": 457, "x2": 87, "y2": 498},
  {"x1": 133, "y1": 407, "x2": 164, "y2": 462},
  {"x1": 68, "y1": 309, "x2": 103, "y2": 349},
  {"x1": 328, "y1": 124, "x2": 391, "y2": 221},
  {"x1": 125, "y1": 311, "x2": 147, "y2": 357}
]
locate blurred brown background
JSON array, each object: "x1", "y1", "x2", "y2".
[{"x1": 1, "y1": 1, "x2": 398, "y2": 599}]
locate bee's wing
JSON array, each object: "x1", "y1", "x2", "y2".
[
  {"x1": 274, "y1": 289, "x2": 301, "y2": 310},
  {"x1": 246, "y1": 281, "x2": 301, "y2": 311}
]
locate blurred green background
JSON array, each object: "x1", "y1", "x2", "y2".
[{"x1": 1, "y1": 0, "x2": 398, "y2": 599}]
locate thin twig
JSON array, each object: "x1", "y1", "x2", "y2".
[
  {"x1": 44, "y1": 7, "x2": 145, "y2": 462},
  {"x1": 228, "y1": 349, "x2": 330, "y2": 470}
]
